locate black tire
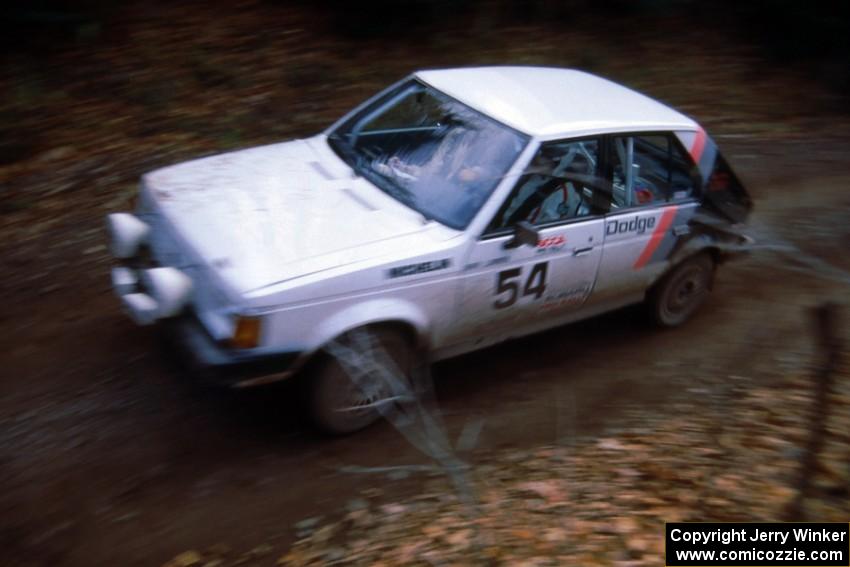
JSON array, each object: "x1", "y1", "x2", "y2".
[
  {"x1": 647, "y1": 253, "x2": 715, "y2": 328},
  {"x1": 309, "y1": 327, "x2": 413, "y2": 435}
]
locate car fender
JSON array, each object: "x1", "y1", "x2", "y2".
[
  {"x1": 668, "y1": 233, "x2": 716, "y2": 266},
  {"x1": 306, "y1": 297, "x2": 431, "y2": 356},
  {"x1": 651, "y1": 233, "x2": 719, "y2": 289}
]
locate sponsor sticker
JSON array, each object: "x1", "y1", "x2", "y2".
[{"x1": 387, "y1": 259, "x2": 451, "y2": 279}]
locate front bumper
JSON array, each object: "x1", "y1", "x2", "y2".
[
  {"x1": 162, "y1": 314, "x2": 303, "y2": 388},
  {"x1": 108, "y1": 212, "x2": 303, "y2": 388}
]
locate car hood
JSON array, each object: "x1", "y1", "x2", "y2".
[{"x1": 142, "y1": 137, "x2": 433, "y2": 294}]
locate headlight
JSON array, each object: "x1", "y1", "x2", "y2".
[
  {"x1": 107, "y1": 213, "x2": 150, "y2": 259},
  {"x1": 229, "y1": 316, "x2": 262, "y2": 349}
]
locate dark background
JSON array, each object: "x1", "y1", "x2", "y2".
[{"x1": 2, "y1": 2, "x2": 849, "y2": 566}]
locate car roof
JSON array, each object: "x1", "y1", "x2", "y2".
[{"x1": 415, "y1": 66, "x2": 698, "y2": 138}]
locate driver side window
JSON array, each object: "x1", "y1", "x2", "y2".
[{"x1": 487, "y1": 138, "x2": 605, "y2": 233}]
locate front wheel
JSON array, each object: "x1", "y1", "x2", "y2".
[
  {"x1": 647, "y1": 253, "x2": 715, "y2": 328},
  {"x1": 308, "y1": 328, "x2": 414, "y2": 435}
]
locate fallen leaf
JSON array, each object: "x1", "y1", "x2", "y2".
[{"x1": 163, "y1": 550, "x2": 202, "y2": 567}]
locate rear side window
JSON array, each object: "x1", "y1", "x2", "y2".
[
  {"x1": 610, "y1": 134, "x2": 698, "y2": 209},
  {"x1": 707, "y1": 153, "x2": 745, "y2": 195},
  {"x1": 704, "y1": 152, "x2": 753, "y2": 221}
]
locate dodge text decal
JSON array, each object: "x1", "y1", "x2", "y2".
[{"x1": 606, "y1": 215, "x2": 656, "y2": 236}]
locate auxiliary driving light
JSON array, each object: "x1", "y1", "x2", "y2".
[
  {"x1": 111, "y1": 266, "x2": 138, "y2": 296},
  {"x1": 140, "y1": 267, "x2": 193, "y2": 318},
  {"x1": 107, "y1": 213, "x2": 150, "y2": 259}
]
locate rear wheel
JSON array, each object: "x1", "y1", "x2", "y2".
[
  {"x1": 309, "y1": 327, "x2": 413, "y2": 435},
  {"x1": 647, "y1": 253, "x2": 715, "y2": 328}
]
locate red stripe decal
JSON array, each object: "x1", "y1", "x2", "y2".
[
  {"x1": 633, "y1": 207, "x2": 678, "y2": 269},
  {"x1": 689, "y1": 127, "x2": 706, "y2": 163}
]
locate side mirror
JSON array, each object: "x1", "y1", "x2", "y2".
[{"x1": 504, "y1": 221, "x2": 540, "y2": 249}]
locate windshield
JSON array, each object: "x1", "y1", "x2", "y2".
[{"x1": 327, "y1": 79, "x2": 529, "y2": 229}]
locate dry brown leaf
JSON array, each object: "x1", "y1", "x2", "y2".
[{"x1": 163, "y1": 550, "x2": 203, "y2": 567}]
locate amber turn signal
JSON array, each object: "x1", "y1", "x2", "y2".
[{"x1": 230, "y1": 316, "x2": 261, "y2": 349}]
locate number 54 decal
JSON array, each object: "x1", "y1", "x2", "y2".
[{"x1": 493, "y1": 262, "x2": 548, "y2": 309}]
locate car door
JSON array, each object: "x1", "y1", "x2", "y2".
[
  {"x1": 593, "y1": 133, "x2": 702, "y2": 303},
  {"x1": 454, "y1": 138, "x2": 609, "y2": 340}
]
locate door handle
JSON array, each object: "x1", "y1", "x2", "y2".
[
  {"x1": 573, "y1": 246, "x2": 594, "y2": 257},
  {"x1": 672, "y1": 225, "x2": 690, "y2": 236}
]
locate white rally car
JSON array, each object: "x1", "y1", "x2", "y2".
[{"x1": 107, "y1": 67, "x2": 752, "y2": 433}]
